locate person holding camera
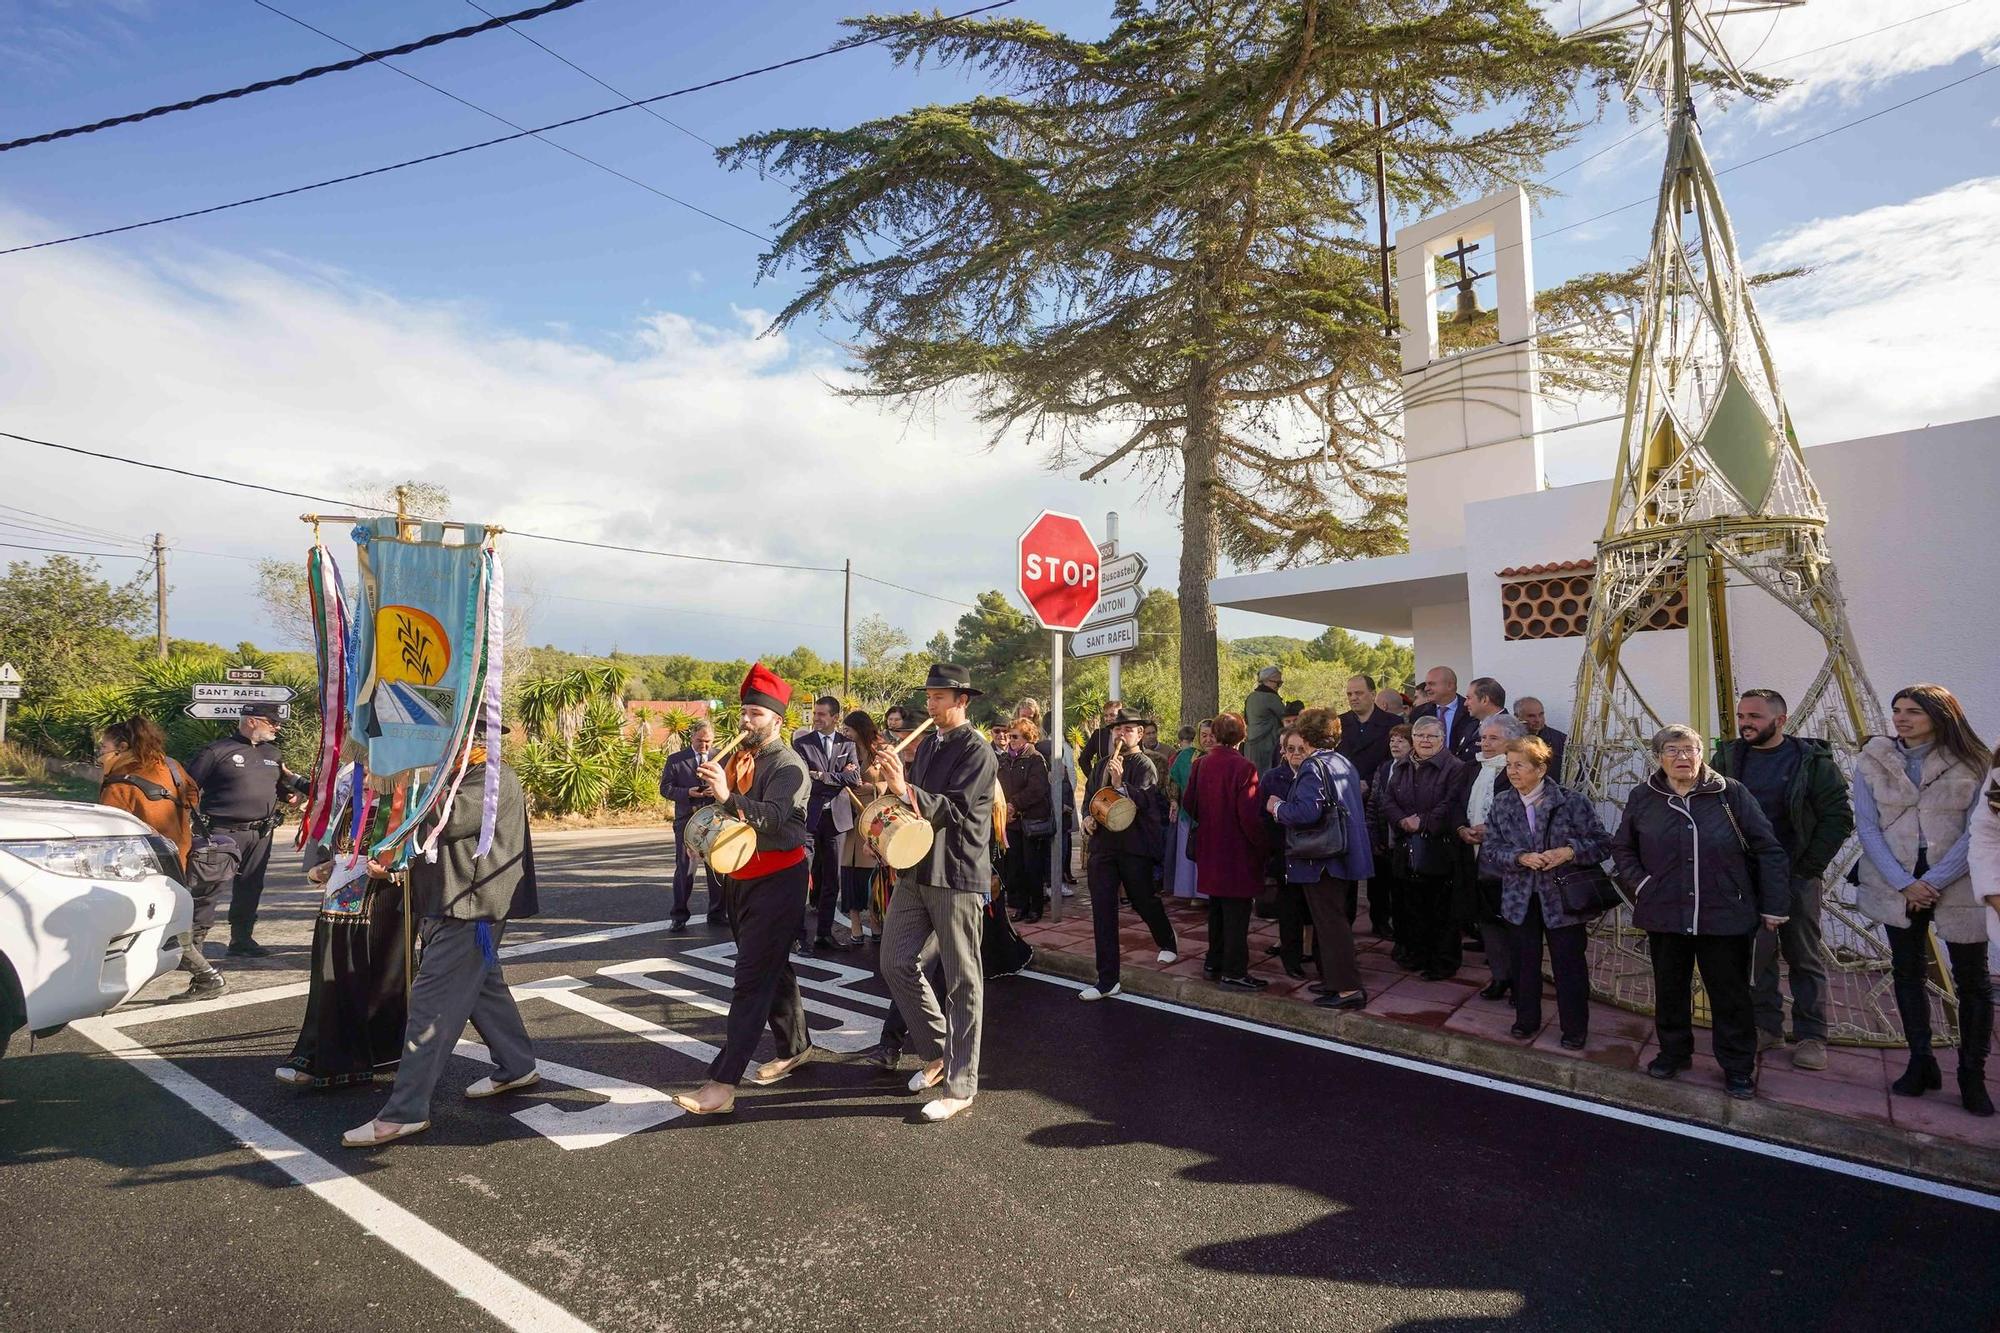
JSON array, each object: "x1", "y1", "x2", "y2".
[{"x1": 187, "y1": 702, "x2": 306, "y2": 957}]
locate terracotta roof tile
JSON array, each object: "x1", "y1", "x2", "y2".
[{"x1": 1495, "y1": 559, "x2": 1595, "y2": 579}]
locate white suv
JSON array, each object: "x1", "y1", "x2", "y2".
[{"x1": 0, "y1": 797, "x2": 193, "y2": 1054}]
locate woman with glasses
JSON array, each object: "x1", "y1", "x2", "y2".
[{"x1": 1610, "y1": 724, "x2": 1789, "y2": 1099}]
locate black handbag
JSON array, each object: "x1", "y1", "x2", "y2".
[
  {"x1": 1552, "y1": 860, "x2": 1624, "y2": 918},
  {"x1": 1285, "y1": 756, "x2": 1349, "y2": 860},
  {"x1": 1403, "y1": 830, "x2": 1454, "y2": 880}
]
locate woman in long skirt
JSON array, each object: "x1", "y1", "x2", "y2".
[{"x1": 277, "y1": 779, "x2": 408, "y2": 1089}]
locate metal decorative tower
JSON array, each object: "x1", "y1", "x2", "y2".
[{"x1": 1563, "y1": 2, "x2": 1912, "y2": 1043}]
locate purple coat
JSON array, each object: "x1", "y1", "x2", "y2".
[{"x1": 1181, "y1": 746, "x2": 1267, "y2": 899}]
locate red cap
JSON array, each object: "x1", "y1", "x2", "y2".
[{"x1": 739, "y1": 661, "x2": 792, "y2": 714}]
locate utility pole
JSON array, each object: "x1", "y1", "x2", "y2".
[
  {"x1": 841, "y1": 558, "x2": 853, "y2": 699},
  {"x1": 153, "y1": 533, "x2": 168, "y2": 659}
]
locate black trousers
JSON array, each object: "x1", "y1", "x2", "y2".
[
  {"x1": 1003, "y1": 831, "x2": 1050, "y2": 915},
  {"x1": 1649, "y1": 931, "x2": 1756, "y2": 1077},
  {"x1": 1886, "y1": 907, "x2": 1993, "y2": 1073},
  {"x1": 219, "y1": 823, "x2": 274, "y2": 942},
  {"x1": 1088, "y1": 852, "x2": 1176, "y2": 989},
  {"x1": 670, "y1": 814, "x2": 715, "y2": 924},
  {"x1": 1513, "y1": 893, "x2": 1590, "y2": 1040},
  {"x1": 1365, "y1": 869, "x2": 1398, "y2": 937},
  {"x1": 1276, "y1": 881, "x2": 1309, "y2": 968},
  {"x1": 1208, "y1": 897, "x2": 1252, "y2": 978},
  {"x1": 804, "y1": 813, "x2": 842, "y2": 941},
  {"x1": 1396, "y1": 874, "x2": 1461, "y2": 972},
  {"x1": 711, "y1": 859, "x2": 809, "y2": 1085}
]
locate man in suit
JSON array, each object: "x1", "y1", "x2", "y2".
[
  {"x1": 794, "y1": 694, "x2": 861, "y2": 951},
  {"x1": 661, "y1": 720, "x2": 720, "y2": 931},
  {"x1": 1462, "y1": 677, "x2": 1510, "y2": 762},
  {"x1": 1409, "y1": 665, "x2": 1479, "y2": 762},
  {"x1": 1515, "y1": 697, "x2": 1566, "y2": 777}
]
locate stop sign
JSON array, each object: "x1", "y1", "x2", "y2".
[{"x1": 1016, "y1": 510, "x2": 1100, "y2": 630}]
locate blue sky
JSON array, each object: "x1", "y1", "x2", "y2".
[{"x1": 1, "y1": 0, "x2": 1996, "y2": 660}]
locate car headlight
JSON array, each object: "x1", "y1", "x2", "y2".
[{"x1": 1, "y1": 836, "x2": 172, "y2": 881}]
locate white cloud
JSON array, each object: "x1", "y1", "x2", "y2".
[
  {"x1": 1749, "y1": 174, "x2": 2000, "y2": 439},
  {"x1": 0, "y1": 211, "x2": 1189, "y2": 660},
  {"x1": 1539, "y1": 174, "x2": 2000, "y2": 483}
]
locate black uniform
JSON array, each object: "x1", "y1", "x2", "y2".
[{"x1": 187, "y1": 733, "x2": 287, "y2": 945}]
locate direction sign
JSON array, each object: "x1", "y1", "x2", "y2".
[
  {"x1": 192, "y1": 682, "x2": 295, "y2": 704},
  {"x1": 186, "y1": 702, "x2": 292, "y2": 721},
  {"x1": 0, "y1": 685, "x2": 20, "y2": 700},
  {"x1": 225, "y1": 667, "x2": 267, "y2": 683},
  {"x1": 1070, "y1": 617, "x2": 1140, "y2": 658},
  {"x1": 0, "y1": 662, "x2": 20, "y2": 684},
  {"x1": 1099, "y1": 552, "x2": 1147, "y2": 590},
  {"x1": 1016, "y1": 511, "x2": 1100, "y2": 631},
  {"x1": 1081, "y1": 584, "x2": 1143, "y2": 627}
]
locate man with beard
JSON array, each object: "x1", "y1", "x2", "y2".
[
  {"x1": 1710, "y1": 688, "x2": 1853, "y2": 1072},
  {"x1": 671, "y1": 664, "x2": 813, "y2": 1117}
]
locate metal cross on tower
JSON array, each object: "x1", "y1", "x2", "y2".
[{"x1": 1558, "y1": 2, "x2": 1921, "y2": 1045}]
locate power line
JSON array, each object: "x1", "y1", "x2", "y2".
[
  {"x1": 463, "y1": 0, "x2": 718, "y2": 153},
  {"x1": 0, "y1": 0, "x2": 598, "y2": 155},
  {"x1": 852, "y1": 571, "x2": 977, "y2": 610},
  {"x1": 0, "y1": 0, "x2": 1021, "y2": 258},
  {"x1": 0, "y1": 426, "x2": 868, "y2": 580},
  {"x1": 251, "y1": 0, "x2": 771, "y2": 243},
  {"x1": 0, "y1": 540, "x2": 149, "y2": 560}
]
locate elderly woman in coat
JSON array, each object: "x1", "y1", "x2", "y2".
[
  {"x1": 1382, "y1": 716, "x2": 1473, "y2": 981},
  {"x1": 1271, "y1": 707, "x2": 1375, "y2": 1011},
  {"x1": 1610, "y1": 723, "x2": 1790, "y2": 1101},
  {"x1": 1478, "y1": 735, "x2": 1611, "y2": 1049},
  {"x1": 1183, "y1": 711, "x2": 1268, "y2": 990}
]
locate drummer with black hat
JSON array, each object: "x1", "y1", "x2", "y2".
[
  {"x1": 872, "y1": 663, "x2": 999, "y2": 1122},
  {"x1": 1078, "y1": 707, "x2": 1177, "y2": 1002}
]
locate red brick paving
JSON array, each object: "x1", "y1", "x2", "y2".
[{"x1": 1020, "y1": 886, "x2": 2000, "y2": 1154}]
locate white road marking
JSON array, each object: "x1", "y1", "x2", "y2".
[
  {"x1": 603, "y1": 953, "x2": 883, "y2": 1052},
  {"x1": 454, "y1": 1030, "x2": 685, "y2": 1153},
  {"x1": 1020, "y1": 971, "x2": 2000, "y2": 1212},
  {"x1": 71, "y1": 1016, "x2": 599, "y2": 1333}
]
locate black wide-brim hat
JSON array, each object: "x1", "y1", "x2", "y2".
[
  {"x1": 923, "y1": 663, "x2": 983, "y2": 697},
  {"x1": 1111, "y1": 707, "x2": 1151, "y2": 727}
]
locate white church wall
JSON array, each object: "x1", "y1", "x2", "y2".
[
  {"x1": 1458, "y1": 416, "x2": 2000, "y2": 736},
  {"x1": 1410, "y1": 601, "x2": 1474, "y2": 690}
]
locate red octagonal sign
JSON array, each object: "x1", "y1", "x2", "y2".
[{"x1": 1017, "y1": 510, "x2": 1100, "y2": 631}]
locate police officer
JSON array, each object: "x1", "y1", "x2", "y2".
[{"x1": 187, "y1": 702, "x2": 305, "y2": 956}]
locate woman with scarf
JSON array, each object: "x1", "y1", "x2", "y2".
[
  {"x1": 1454, "y1": 714, "x2": 1528, "y2": 1002},
  {"x1": 1479, "y1": 735, "x2": 1611, "y2": 1049}
]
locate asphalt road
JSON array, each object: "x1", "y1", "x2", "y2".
[{"x1": 4, "y1": 827, "x2": 1997, "y2": 1333}]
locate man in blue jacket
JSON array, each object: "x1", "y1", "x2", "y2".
[{"x1": 661, "y1": 720, "x2": 721, "y2": 930}]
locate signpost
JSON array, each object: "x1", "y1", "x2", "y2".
[
  {"x1": 185, "y1": 702, "x2": 293, "y2": 722},
  {"x1": 1018, "y1": 510, "x2": 1101, "y2": 921},
  {"x1": 1070, "y1": 618, "x2": 1140, "y2": 658},
  {"x1": 192, "y1": 683, "x2": 295, "y2": 704},
  {"x1": 188, "y1": 677, "x2": 295, "y2": 726},
  {"x1": 0, "y1": 662, "x2": 19, "y2": 746},
  {"x1": 1090, "y1": 514, "x2": 1147, "y2": 699}
]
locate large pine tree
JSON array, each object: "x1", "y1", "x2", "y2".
[{"x1": 723, "y1": 0, "x2": 1632, "y2": 717}]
